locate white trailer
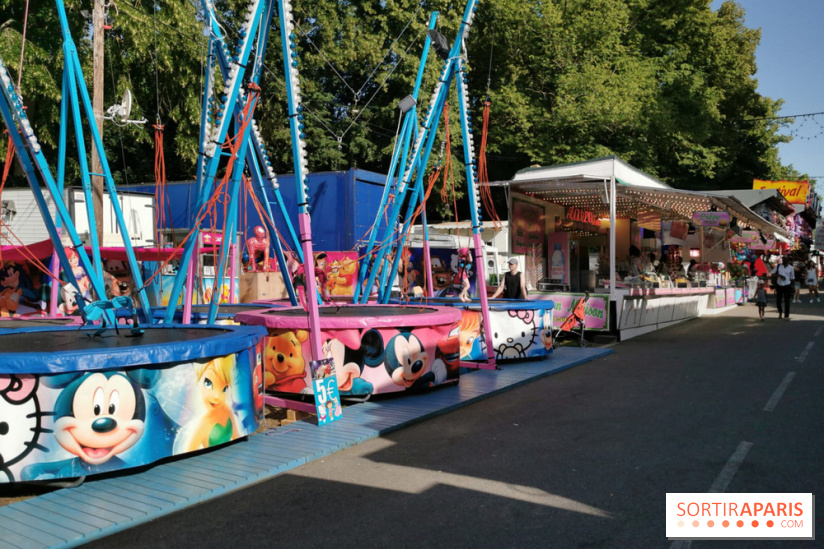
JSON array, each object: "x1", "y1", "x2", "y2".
[{"x1": 0, "y1": 187, "x2": 155, "y2": 247}]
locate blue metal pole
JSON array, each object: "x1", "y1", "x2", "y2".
[
  {"x1": 0, "y1": 58, "x2": 111, "y2": 309},
  {"x1": 378, "y1": 71, "x2": 454, "y2": 303},
  {"x1": 371, "y1": 59, "x2": 456, "y2": 302},
  {"x1": 455, "y1": 53, "x2": 495, "y2": 367},
  {"x1": 277, "y1": 0, "x2": 323, "y2": 359},
  {"x1": 207, "y1": 90, "x2": 259, "y2": 323},
  {"x1": 0, "y1": 61, "x2": 93, "y2": 301},
  {"x1": 63, "y1": 48, "x2": 103, "y2": 281},
  {"x1": 373, "y1": 0, "x2": 480, "y2": 302},
  {"x1": 67, "y1": 52, "x2": 153, "y2": 320},
  {"x1": 163, "y1": 0, "x2": 266, "y2": 322},
  {"x1": 354, "y1": 12, "x2": 438, "y2": 304}
]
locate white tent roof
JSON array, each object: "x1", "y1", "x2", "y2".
[{"x1": 511, "y1": 156, "x2": 671, "y2": 189}]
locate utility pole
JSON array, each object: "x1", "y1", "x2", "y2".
[{"x1": 91, "y1": 0, "x2": 105, "y2": 245}]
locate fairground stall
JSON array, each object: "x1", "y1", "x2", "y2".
[{"x1": 494, "y1": 156, "x2": 791, "y2": 340}]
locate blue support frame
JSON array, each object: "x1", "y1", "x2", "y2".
[
  {"x1": 163, "y1": 0, "x2": 267, "y2": 323},
  {"x1": 355, "y1": 12, "x2": 439, "y2": 303}
]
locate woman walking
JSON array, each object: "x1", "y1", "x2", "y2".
[{"x1": 805, "y1": 260, "x2": 820, "y2": 303}]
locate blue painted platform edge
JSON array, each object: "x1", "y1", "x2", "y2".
[{"x1": 0, "y1": 346, "x2": 612, "y2": 549}]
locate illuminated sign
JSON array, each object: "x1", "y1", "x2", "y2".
[{"x1": 565, "y1": 206, "x2": 601, "y2": 228}]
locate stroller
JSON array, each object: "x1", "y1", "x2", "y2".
[{"x1": 552, "y1": 292, "x2": 589, "y2": 348}]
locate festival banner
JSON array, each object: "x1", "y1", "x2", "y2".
[
  {"x1": 692, "y1": 211, "x2": 730, "y2": 227},
  {"x1": 753, "y1": 179, "x2": 810, "y2": 205}
]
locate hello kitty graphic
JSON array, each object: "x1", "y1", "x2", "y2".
[{"x1": 0, "y1": 374, "x2": 50, "y2": 482}]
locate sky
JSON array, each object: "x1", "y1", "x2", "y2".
[{"x1": 713, "y1": 0, "x2": 824, "y2": 189}]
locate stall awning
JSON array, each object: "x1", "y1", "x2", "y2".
[{"x1": 491, "y1": 156, "x2": 792, "y2": 242}]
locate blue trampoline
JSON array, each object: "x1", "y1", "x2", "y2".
[{"x1": 0, "y1": 324, "x2": 267, "y2": 484}]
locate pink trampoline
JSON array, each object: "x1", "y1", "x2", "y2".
[{"x1": 236, "y1": 305, "x2": 462, "y2": 398}]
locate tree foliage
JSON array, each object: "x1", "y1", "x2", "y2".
[{"x1": 0, "y1": 0, "x2": 804, "y2": 216}]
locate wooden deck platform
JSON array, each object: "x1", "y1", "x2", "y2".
[{"x1": 0, "y1": 346, "x2": 612, "y2": 549}]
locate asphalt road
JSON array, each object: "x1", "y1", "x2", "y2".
[{"x1": 87, "y1": 298, "x2": 824, "y2": 549}]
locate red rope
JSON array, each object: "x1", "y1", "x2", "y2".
[
  {"x1": 207, "y1": 83, "x2": 262, "y2": 303},
  {"x1": 153, "y1": 123, "x2": 168, "y2": 249},
  {"x1": 0, "y1": 134, "x2": 15, "y2": 265},
  {"x1": 477, "y1": 100, "x2": 502, "y2": 229}
]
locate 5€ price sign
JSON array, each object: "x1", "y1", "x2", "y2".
[{"x1": 310, "y1": 358, "x2": 342, "y2": 426}]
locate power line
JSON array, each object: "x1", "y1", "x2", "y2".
[{"x1": 742, "y1": 110, "x2": 824, "y2": 122}]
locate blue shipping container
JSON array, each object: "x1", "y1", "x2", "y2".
[{"x1": 121, "y1": 168, "x2": 391, "y2": 252}]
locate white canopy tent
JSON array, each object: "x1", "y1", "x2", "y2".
[{"x1": 488, "y1": 156, "x2": 791, "y2": 298}]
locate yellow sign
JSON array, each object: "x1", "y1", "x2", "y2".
[{"x1": 753, "y1": 179, "x2": 810, "y2": 205}]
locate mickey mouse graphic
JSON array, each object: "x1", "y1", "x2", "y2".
[
  {"x1": 21, "y1": 370, "x2": 156, "y2": 480},
  {"x1": 322, "y1": 329, "x2": 385, "y2": 397},
  {"x1": 384, "y1": 330, "x2": 446, "y2": 389}
]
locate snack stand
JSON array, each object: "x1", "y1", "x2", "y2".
[{"x1": 494, "y1": 156, "x2": 792, "y2": 340}]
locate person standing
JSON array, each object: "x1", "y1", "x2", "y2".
[
  {"x1": 792, "y1": 262, "x2": 803, "y2": 303},
  {"x1": 771, "y1": 256, "x2": 795, "y2": 319},
  {"x1": 805, "y1": 260, "x2": 820, "y2": 303},
  {"x1": 755, "y1": 280, "x2": 767, "y2": 321},
  {"x1": 491, "y1": 258, "x2": 527, "y2": 299}
]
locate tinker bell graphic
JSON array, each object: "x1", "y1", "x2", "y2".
[{"x1": 182, "y1": 357, "x2": 239, "y2": 452}]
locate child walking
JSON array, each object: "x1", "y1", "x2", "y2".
[{"x1": 755, "y1": 280, "x2": 767, "y2": 321}]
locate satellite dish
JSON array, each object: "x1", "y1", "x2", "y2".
[
  {"x1": 119, "y1": 89, "x2": 132, "y2": 122},
  {"x1": 104, "y1": 88, "x2": 144, "y2": 125}
]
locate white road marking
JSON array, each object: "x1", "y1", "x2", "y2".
[
  {"x1": 669, "y1": 442, "x2": 753, "y2": 548},
  {"x1": 797, "y1": 341, "x2": 815, "y2": 363},
  {"x1": 709, "y1": 441, "x2": 753, "y2": 494},
  {"x1": 764, "y1": 372, "x2": 796, "y2": 412},
  {"x1": 816, "y1": 325, "x2": 824, "y2": 338}
]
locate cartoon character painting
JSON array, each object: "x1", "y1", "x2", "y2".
[
  {"x1": 457, "y1": 310, "x2": 483, "y2": 359},
  {"x1": 492, "y1": 310, "x2": 537, "y2": 360},
  {"x1": 322, "y1": 329, "x2": 384, "y2": 396},
  {"x1": 21, "y1": 370, "x2": 156, "y2": 480},
  {"x1": 539, "y1": 309, "x2": 553, "y2": 351},
  {"x1": 0, "y1": 375, "x2": 48, "y2": 482},
  {"x1": 182, "y1": 357, "x2": 239, "y2": 452},
  {"x1": 327, "y1": 256, "x2": 358, "y2": 296},
  {"x1": 384, "y1": 331, "x2": 446, "y2": 389},
  {"x1": 430, "y1": 257, "x2": 452, "y2": 291},
  {"x1": 103, "y1": 259, "x2": 134, "y2": 300},
  {"x1": 204, "y1": 282, "x2": 232, "y2": 305},
  {"x1": 264, "y1": 329, "x2": 310, "y2": 393},
  {"x1": 435, "y1": 324, "x2": 461, "y2": 377},
  {"x1": 59, "y1": 283, "x2": 79, "y2": 316},
  {"x1": 65, "y1": 248, "x2": 91, "y2": 301},
  {"x1": 0, "y1": 263, "x2": 23, "y2": 317}
]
